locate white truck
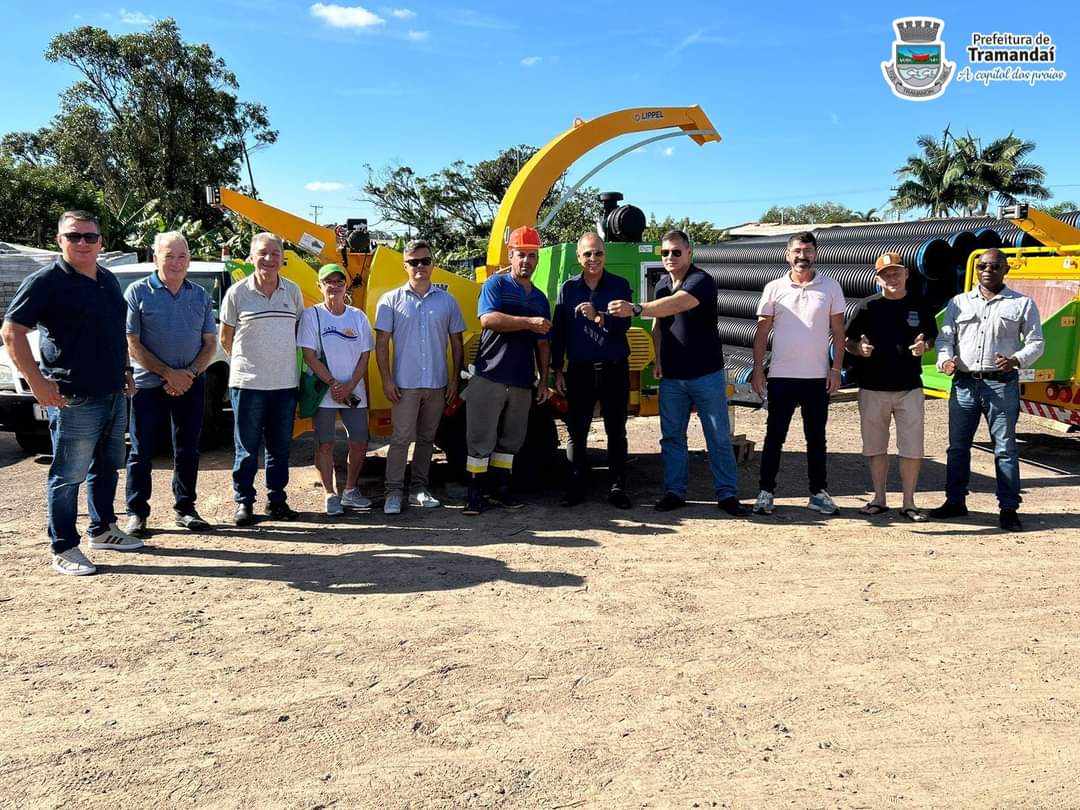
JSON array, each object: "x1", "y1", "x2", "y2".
[{"x1": 0, "y1": 261, "x2": 235, "y2": 453}]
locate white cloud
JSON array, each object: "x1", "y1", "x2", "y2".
[
  {"x1": 118, "y1": 8, "x2": 154, "y2": 24},
  {"x1": 310, "y1": 3, "x2": 385, "y2": 29},
  {"x1": 305, "y1": 181, "x2": 347, "y2": 192},
  {"x1": 520, "y1": 56, "x2": 543, "y2": 67},
  {"x1": 387, "y1": 7, "x2": 415, "y2": 18},
  {"x1": 662, "y1": 146, "x2": 675, "y2": 157},
  {"x1": 406, "y1": 29, "x2": 429, "y2": 41}
]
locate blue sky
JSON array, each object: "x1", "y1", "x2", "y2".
[{"x1": 2, "y1": 1, "x2": 1078, "y2": 231}]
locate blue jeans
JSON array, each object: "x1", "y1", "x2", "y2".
[
  {"x1": 230, "y1": 387, "x2": 297, "y2": 506},
  {"x1": 659, "y1": 369, "x2": 738, "y2": 499},
  {"x1": 46, "y1": 393, "x2": 128, "y2": 553},
  {"x1": 945, "y1": 373, "x2": 1021, "y2": 509},
  {"x1": 126, "y1": 378, "x2": 205, "y2": 518}
]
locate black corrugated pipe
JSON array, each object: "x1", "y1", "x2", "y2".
[
  {"x1": 946, "y1": 231, "x2": 977, "y2": 270},
  {"x1": 715, "y1": 289, "x2": 862, "y2": 321},
  {"x1": 973, "y1": 228, "x2": 1003, "y2": 251},
  {"x1": 716, "y1": 316, "x2": 766, "y2": 349},
  {"x1": 695, "y1": 236, "x2": 953, "y2": 281},
  {"x1": 700, "y1": 264, "x2": 884, "y2": 298}
]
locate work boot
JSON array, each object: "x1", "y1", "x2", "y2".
[
  {"x1": 561, "y1": 469, "x2": 586, "y2": 507},
  {"x1": 463, "y1": 472, "x2": 485, "y2": 516},
  {"x1": 486, "y1": 467, "x2": 524, "y2": 509}
]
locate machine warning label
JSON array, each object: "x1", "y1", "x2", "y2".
[{"x1": 298, "y1": 232, "x2": 326, "y2": 255}]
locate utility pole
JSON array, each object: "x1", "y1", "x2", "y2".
[{"x1": 309, "y1": 204, "x2": 324, "y2": 224}]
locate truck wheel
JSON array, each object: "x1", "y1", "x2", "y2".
[{"x1": 15, "y1": 431, "x2": 52, "y2": 455}]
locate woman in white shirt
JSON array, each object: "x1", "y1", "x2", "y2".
[{"x1": 297, "y1": 264, "x2": 375, "y2": 515}]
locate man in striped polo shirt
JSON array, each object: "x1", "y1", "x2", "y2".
[{"x1": 219, "y1": 232, "x2": 304, "y2": 525}]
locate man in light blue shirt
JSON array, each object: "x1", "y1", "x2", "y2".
[
  {"x1": 124, "y1": 232, "x2": 218, "y2": 534},
  {"x1": 375, "y1": 240, "x2": 465, "y2": 515},
  {"x1": 931, "y1": 248, "x2": 1044, "y2": 531}
]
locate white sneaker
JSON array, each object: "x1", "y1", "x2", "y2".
[
  {"x1": 383, "y1": 493, "x2": 403, "y2": 515},
  {"x1": 753, "y1": 490, "x2": 775, "y2": 515},
  {"x1": 408, "y1": 489, "x2": 441, "y2": 509},
  {"x1": 341, "y1": 488, "x2": 372, "y2": 510},
  {"x1": 325, "y1": 494, "x2": 344, "y2": 516},
  {"x1": 87, "y1": 522, "x2": 143, "y2": 551},
  {"x1": 52, "y1": 547, "x2": 97, "y2": 576},
  {"x1": 808, "y1": 490, "x2": 839, "y2": 515}
]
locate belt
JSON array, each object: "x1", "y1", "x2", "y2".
[{"x1": 957, "y1": 369, "x2": 1016, "y2": 381}]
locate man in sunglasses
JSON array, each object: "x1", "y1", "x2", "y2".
[
  {"x1": 551, "y1": 232, "x2": 633, "y2": 508},
  {"x1": 375, "y1": 240, "x2": 465, "y2": 515},
  {"x1": 609, "y1": 230, "x2": 750, "y2": 516},
  {"x1": 2, "y1": 211, "x2": 139, "y2": 576},
  {"x1": 462, "y1": 225, "x2": 552, "y2": 515},
  {"x1": 930, "y1": 248, "x2": 1044, "y2": 531}
]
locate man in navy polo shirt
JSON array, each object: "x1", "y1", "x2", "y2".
[
  {"x1": 2, "y1": 210, "x2": 140, "y2": 576},
  {"x1": 551, "y1": 232, "x2": 633, "y2": 509},
  {"x1": 610, "y1": 229, "x2": 750, "y2": 516},
  {"x1": 124, "y1": 232, "x2": 218, "y2": 536},
  {"x1": 462, "y1": 226, "x2": 552, "y2": 516}
]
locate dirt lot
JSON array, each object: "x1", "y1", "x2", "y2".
[{"x1": 2, "y1": 398, "x2": 1079, "y2": 809}]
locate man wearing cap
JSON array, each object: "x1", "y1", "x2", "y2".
[
  {"x1": 751, "y1": 231, "x2": 847, "y2": 516},
  {"x1": 608, "y1": 229, "x2": 749, "y2": 516},
  {"x1": 463, "y1": 225, "x2": 552, "y2": 516},
  {"x1": 124, "y1": 231, "x2": 217, "y2": 536},
  {"x1": 220, "y1": 232, "x2": 305, "y2": 525},
  {"x1": 930, "y1": 248, "x2": 1043, "y2": 531},
  {"x1": 2, "y1": 210, "x2": 139, "y2": 576},
  {"x1": 551, "y1": 232, "x2": 633, "y2": 509},
  {"x1": 844, "y1": 253, "x2": 937, "y2": 521},
  {"x1": 375, "y1": 239, "x2": 466, "y2": 515}
]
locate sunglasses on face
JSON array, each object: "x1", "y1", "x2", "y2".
[
  {"x1": 660, "y1": 249, "x2": 683, "y2": 258},
  {"x1": 976, "y1": 261, "x2": 1006, "y2": 269},
  {"x1": 581, "y1": 250, "x2": 604, "y2": 258},
  {"x1": 405, "y1": 257, "x2": 433, "y2": 268},
  {"x1": 61, "y1": 232, "x2": 101, "y2": 244}
]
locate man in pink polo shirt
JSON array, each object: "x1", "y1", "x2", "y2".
[{"x1": 750, "y1": 231, "x2": 847, "y2": 516}]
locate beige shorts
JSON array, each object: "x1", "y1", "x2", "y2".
[{"x1": 858, "y1": 388, "x2": 925, "y2": 458}]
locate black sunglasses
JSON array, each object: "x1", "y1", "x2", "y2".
[
  {"x1": 660, "y1": 248, "x2": 683, "y2": 258},
  {"x1": 976, "y1": 261, "x2": 1006, "y2": 269},
  {"x1": 61, "y1": 232, "x2": 101, "y2": 244},
  {"x1": 405, "y1": 257, "x2": 433, "y2": 268},
  {"x1": 581, "y1": 250, "x2": 604, "y2": 258}
]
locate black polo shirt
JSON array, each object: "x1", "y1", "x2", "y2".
[
  {"x1": 845, "y1": 292, "x2": 938, "y2": 391},
  {"x1": 655, "y1": 265, "x2": 725, "y2": 380},
  {"x1": 4, "y1": 258, "x2": 128, "y2": 397}
]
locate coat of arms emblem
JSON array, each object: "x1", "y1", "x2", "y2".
[{"x1": 881, "y1": 17, "x2": 955, "y2": 101}]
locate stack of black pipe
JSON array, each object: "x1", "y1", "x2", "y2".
[{"x1": 699, "y1": 212, "x2": 1079, "y2": 385}]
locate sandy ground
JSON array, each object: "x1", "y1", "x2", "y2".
[{"x1": 2, "y1": 397, "x2": 1079, "y2": 809}]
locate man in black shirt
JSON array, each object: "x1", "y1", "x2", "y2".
[
  {"x1": 844, "y1": 253, "x2": 937, "y2": 521},
  {"x1": 552, "y1": 232, "x2": 633, "y2": 508},
  {"x1": 609, "y1": 230, "x2": 749, "y2": 515}
]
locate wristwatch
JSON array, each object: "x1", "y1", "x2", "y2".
[{"x1": 631, "y1": 303, "x2": 643, "y2": 316}]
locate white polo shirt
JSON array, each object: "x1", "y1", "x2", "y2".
[
  {"x1": 220, "y1": 274, "x2": 304, "y2": 390},
  {"x1": 757, "y1": 271, "x2": 846, "y2": 378}
]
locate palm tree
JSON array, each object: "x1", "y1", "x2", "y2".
[
  {"x1": 953, "y1": 132, "x2": 1050, "y2": 215},
  {"x1": 890, "y1": 127, "x2": 971, "y2": 217},
  {"x1": 850, "y1": 207, "x2": 882, "y2": 222}
]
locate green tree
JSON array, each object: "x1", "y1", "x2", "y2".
[
  {"x1": 952, "y1": 132, "x2": 1050, "y2": 214},
  {"x1": 0, "y1": 156, "x2": 99, "y2": 247},
  {"x1": 2, "y1": 18, "x2": 276, "y2": 228},
  {"x1": 642, "y1": 214, "x2": 728, "y2": 244},
  {"x1": 759, "y1": 201, "x2": 856, "y2": 224},
  {"x1": 889, "y1": 127, "x2": 969, "y2": 216},
  {"x1": 1043, "y1": 200, "x2": 1079, "y2": 218},
  {"x1": 363, "y1": 145, "x2": 601, "y2": 267}
]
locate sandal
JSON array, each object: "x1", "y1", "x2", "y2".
[
  {"x1": 900, "y1": 507, "x2": 928, "y2": 522},
  {"x1": 858, "y1": 503, "x2": 889, "y2": 516}
]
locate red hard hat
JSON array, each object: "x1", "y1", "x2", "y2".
[{"x1": 507, "y1": 225, "x2": 542, "y2": 250}]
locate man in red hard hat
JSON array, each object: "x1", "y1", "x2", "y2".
[{"x1": 462, "y1": 225, "x2": 552, "y2": 515}]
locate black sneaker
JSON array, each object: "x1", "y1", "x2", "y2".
[
  {"x1": 234, "y1": 503, "x2": 256, "y2": 526},
  {"x1": 717, "y1": 497, "x2": 751, "y2": 517},
  {"x1": 929, "y1": 500, "x2": 968, "y2": 519},
  {"x1": 561, "y1": 489, "x2": 586, "y2": 508},
  {"x1": 176, "y1": 510, "x2": 211, "y2": 531},
  {"x1": 267, "y1": 503, "x2": 300, "y2": 520},
  {"x1": 654, "y1": 492, "x2": 686, "y2": 512},
  {"x1": 608, "y1": 486, "x2": 631, "y2": 509},
  {"x1": 999, "y1": 509, "x2": 1023, "y2": 532},
  {"x1": 487, "y1": 490, "x2": 525, "y2": 509},
  {"x1": 462, "y1": 493, "x2": 484, "y2": 516}
]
